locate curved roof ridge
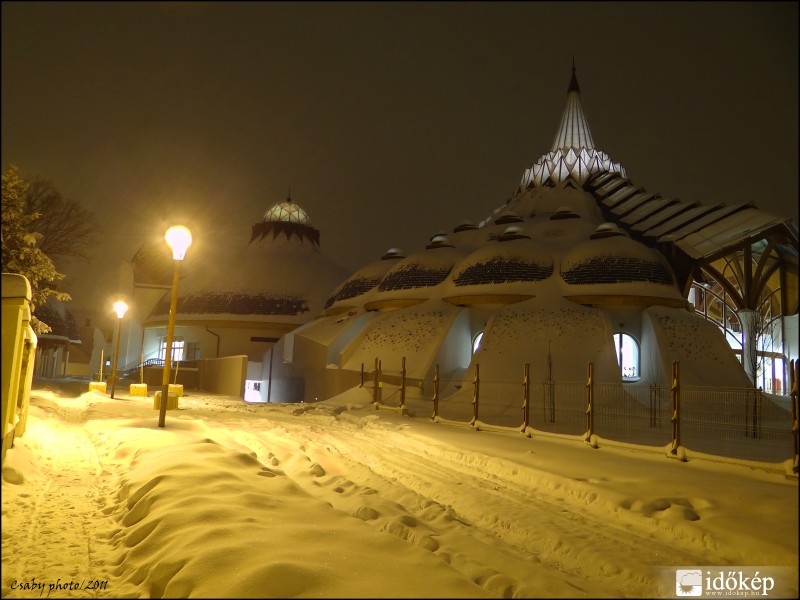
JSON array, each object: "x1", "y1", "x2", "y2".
[{"x1": 551, "y1": 60, "x2": 594, "y2": 153}]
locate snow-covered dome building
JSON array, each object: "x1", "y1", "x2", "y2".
[
  {"x1": 127, "y1": 194, "x2": 350, "y2": 399},
  {"x1": 272, "y1": 64, "x2": 798, "y2": 406}
]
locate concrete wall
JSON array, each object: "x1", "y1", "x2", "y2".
[
  {"x1": 196, "y1": 355, "x2": 248, "y2": 398},
  {"x1": 142, "y1": 366, "x2": 199, "y2": 389},
  {"x1": 264, "y1": 335, "x2": 361, "y2": 403},
  {"x1": 143, "y1": 323, "x2": 292, "y2": 363}
]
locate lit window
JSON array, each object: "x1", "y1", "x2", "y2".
[
  {"x1": 612, "y1": 333, "x2": 640, "y2": 381},
  {"x1": 472, "y1": 331, "x2": 484, "y2": 354},
  {"x1": 159, "y1": 337, "x2": 185, "y2": 362}
]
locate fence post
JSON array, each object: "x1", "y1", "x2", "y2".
[
  {"x1": 585, "y1": 362, "x2": 594, "y2": 444},
  {"x1": 372, "y1": 357, "x2": 380, "y2": 407},
  {"x1": 791, "y1": 359, "x2": 798, "y2": 475},
  {"x1": 522, "y1": 362, "x2": 530, "y2": 433},
  {"x1": 649, "y1": 384, "x2": 657, "y2": 428},
  {"x1": 670, "y1": 361, "x2": 681, "y2": 456},
  {"x1": 432, "y1": 364, "x2": 440, "y2": 420},
  {"x1": 360, "y1": 362, "x2": 364, "y2": 388},
  {"x1": 753, "y1": 388, "x2": 762, "y2": 439},
  {"x1": 400, "y1": 356, "x2": 406, "y2": 413},
  {"x1": 471, "y1": 363, "x2": 480, "y2": 426}
]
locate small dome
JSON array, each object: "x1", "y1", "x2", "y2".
[
  {"x1": 381, "y1": 248, "x2": 406, "y2": 260},
  {"x1": 590, "y1": 222, "x2": 628, "y2": 240},
  {"x1": 263, "y1": 195, "x2": 310, "y2": 226},
  {"x1": 495, "y1": 211, "x2": 524, "y2": 225},
  {"x1": 426, "y1": 234, "x2": 454, "y2": 249},
  {"x1": 550, "y1": 206, "x2": 580, "y2": 220},
  {"x1": 324, "y1": 258, "x2": 400, "y2": 310},
  {"x1": 378, "y1": 246, "x2": 462, "y2": 292},
  {"x1": 561, "y1": 236, "x2": 675, "y2": 287},
  {"x1": 451, "y1": 238, "x2": 553, "y2": 287},
  {"x1": 498, "y1": 225, "x2": 530, "y2": 242},
  {"x1": 453, "y1": 220, "x2": 478, "y2": 233}
]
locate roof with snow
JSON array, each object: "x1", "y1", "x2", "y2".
[
  {"x1": 320, "y1": 62, "x2": 797, "y2": 318},
  {"x1": 135, "y1": 195, "x2": 350, "y2": 324},
  {"x1": 250, "y1": 194, "x2": 320, "y2": 247}
]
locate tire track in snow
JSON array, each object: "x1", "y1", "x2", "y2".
[{"x1": 234, "y1": 412, "x2": 723, "y2": 598}]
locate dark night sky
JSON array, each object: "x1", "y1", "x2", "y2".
[{"x1": 2, "y1": 2, "x2": 798, "y2": 311}]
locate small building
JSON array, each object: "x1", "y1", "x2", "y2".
[
  {"x1": 123, "y1": 194, "x2": 350, "y2": 399},
  {"x1": 30, "y1": 298, "x2": 85, "y2": 379}
]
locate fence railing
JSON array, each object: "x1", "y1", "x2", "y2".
[{"x1": 358, "y1": 357, "x2": 800, "y2": 474}]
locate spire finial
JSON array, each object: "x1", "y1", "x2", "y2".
[
  {"x1": 287, "y1": 186, "x2": 292, "y2": 203},
  {"x1": 568, "y1": 57, "x2": 580, "y2": 93}
]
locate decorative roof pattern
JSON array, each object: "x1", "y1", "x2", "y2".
[
  {"x1": 153, "y1": 292, "x2": 309, "y2": 316},
  {"x1": 551, "y1": 63, "x2": 595, "y2": 153},
  {"x1": 249, "y1": 220, "x2": 321, "y2": 247},
  {"x1": 518, "y1": 64, "x2": 626, "y2": 190},
  {"x1": 249, "y1": 194, "x2": 321, "y2": 246},
  {"x1": 378, "y1": 265, "x2": 453, "y2": 291},
  {"x1": 453, "y1": 258, "x2": 553, "y2": 286},
  {"x1": 263, "y1": 195, "x2": 310, "y2": 225},
  {"x1": 561, "y1": 257, "x2": 674, "y2": 286},
  {"x1": 324, "y1": 276, "x2": 382, "y2": 309}
]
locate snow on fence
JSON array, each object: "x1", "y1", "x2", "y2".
[{"x1": 359, "y1": 357, "x2": 800, "y2": 474}]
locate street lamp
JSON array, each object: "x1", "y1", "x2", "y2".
[
  {"x1": 158, "y1": 225, "x2": 192, "y2": 428},
  {"x1": 109, "y1": 300, "x2": 128, "y2": 399}
]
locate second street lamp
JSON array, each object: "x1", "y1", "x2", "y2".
[
  {"x1": 109, "y1": 300, "x2": 128, "y2": 399},
  {"x1": 158, "y1": 225, "x2": 192, "y2": 428}
]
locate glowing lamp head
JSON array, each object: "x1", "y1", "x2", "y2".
[
  {"x1": 113, "y1": 300, "x2": 129, "y2": 319},
  {"x1": 165, "y1": 225, "x2": 192, "y2": 260}
]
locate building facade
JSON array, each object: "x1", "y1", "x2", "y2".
[{"x1": 264, "y1": 65, "x2": 798, "y2": 404}]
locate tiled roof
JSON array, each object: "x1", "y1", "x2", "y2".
[{"x1": 152, "y1": 292, "x2": 309, "y2": 316}]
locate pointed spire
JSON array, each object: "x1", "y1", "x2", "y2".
[
  {"x1": 551, "y1": 59, "x2": 594, "y2": 153},
  {"x1": 287, "y1": 186, "x2": 292, "y2": 203},
  {"x1": 568, "y1": 55, "x2": 580, "y2": 93},
  {"x1": 516, "y1": 63, "x2": 626, "y2": 193}
]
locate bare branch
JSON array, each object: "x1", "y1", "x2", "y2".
[{"x1": 25, "y1": 176, "x2": 98, "y2": 259}]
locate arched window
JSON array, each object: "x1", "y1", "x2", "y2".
[
  {"x1": 472, "y1": 331, "x2": 484, "y2": 354},
  {"x1": 612, "y1": 333, "x2": 640, "y2": 381}
]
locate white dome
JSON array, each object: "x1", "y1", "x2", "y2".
[{"x1": 263, "y1": 197, "x2": 310, "y2": 226}]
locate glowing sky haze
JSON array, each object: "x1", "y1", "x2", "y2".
[{"x1": 2, "y1": 2, "x2": 797, "y2": 312}]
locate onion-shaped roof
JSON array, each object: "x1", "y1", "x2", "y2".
[
  {"x1": 590, "y1": 222, "x2": 628, "y2": 240},
  {"x1": 324, "y1": 252, "x2": 404, "y2": 310},
  {"x1": 263, "y1": 195, "x2": 310, "y2": 225},
  {"x1": 450, "y1": 236, "x2": 554, "y2": 287},
  {"x1": 377, "y1": 246, "x2": 464, "y2": 292},
  {"x1": 560, "y1": 235, "x2": 675, "y2": 286},
  {"x1": 251, "y1": 194, "x2": 320, "y2": 247}
]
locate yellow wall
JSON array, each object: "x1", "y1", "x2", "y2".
[
  {"x1": 2, "y1": 274, "x2": 37, "y2": 464},
  {"x1": 197, "y1": 355, "x2": 248, "y2": 398}
]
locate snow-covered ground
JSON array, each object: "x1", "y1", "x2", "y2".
[{"x1": 2, "y1": 380, "x2": 797, "y2": 598}]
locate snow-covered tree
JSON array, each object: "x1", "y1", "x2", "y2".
[{"x1": 1, "y1": 164, "x2": 70, "y2": 334}]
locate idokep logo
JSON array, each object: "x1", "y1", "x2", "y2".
[
  {"x1": 676, "y1": 569, "x2": 703, "y2": 596},
  {"x1": 671, "y1": 567, "x2": 780, "y2": 597}
]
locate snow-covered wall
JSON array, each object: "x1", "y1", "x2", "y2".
[{"x1": 645, "y1": 305, "x2": 752, "y2": 388}]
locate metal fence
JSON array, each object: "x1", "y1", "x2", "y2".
[{"x1": 359, "y1": 358, "x2": 800, "y2": 474}]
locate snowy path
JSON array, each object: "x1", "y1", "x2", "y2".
[
  {"x1": 225, "y1": 406, "x2": 734, "y2": 598},
  {"x1": 2, "y1": 387, "x2": 797, "y2": 598},
  {"x1": 1, "y1": 400, "x2": 120, "y2": 598}
]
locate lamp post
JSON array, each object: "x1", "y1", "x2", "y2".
[
  {"x1": 159, "y1": 225, "x2": 192, "y2": 428},
  {"x1": 109, "y1": 300, "x2": 128, "y2": 399}
]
